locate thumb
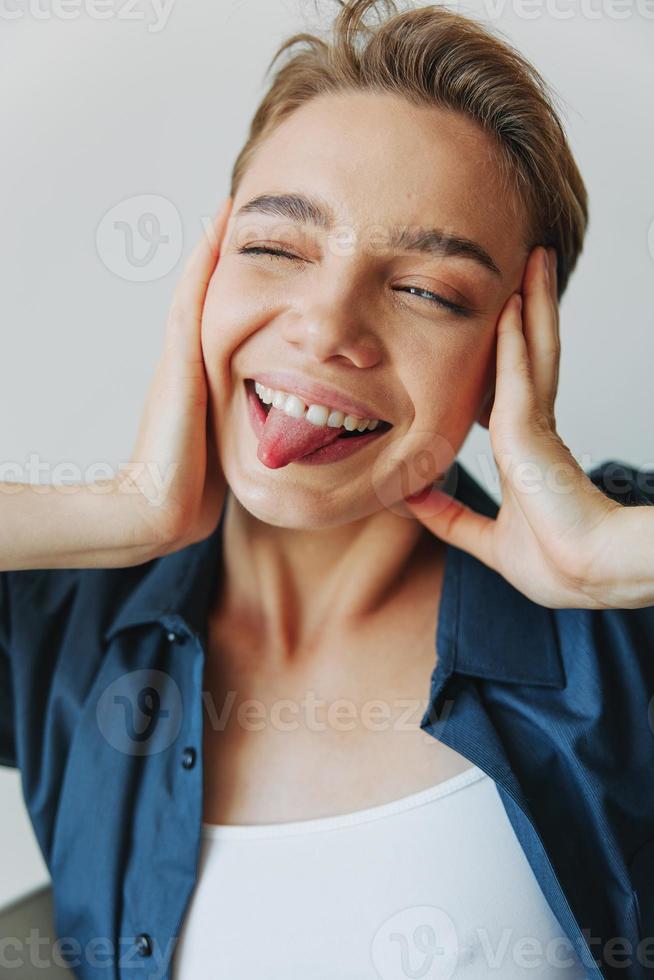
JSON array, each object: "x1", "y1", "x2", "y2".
[{"x1": 404, "y1": 486, "x2": 496, "y2": 568}]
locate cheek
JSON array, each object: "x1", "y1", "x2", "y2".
[
  {"x1": 200, "y1": 265, "x2": 260, "y2": 388},
  {"x1": 382, "y1": 343, "x2": 490, "y2": 493},
  {"x1": 406, "y1": 330, "x2": 494, "y2": 421}
]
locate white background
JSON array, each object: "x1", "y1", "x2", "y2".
[{"x1": 1, "y1": 0, "x2": 653, "y2": 908}]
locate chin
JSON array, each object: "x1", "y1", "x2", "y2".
[
  {"x1": 229, "y1": 481, "x2": 388, "y2": 530},
  {"x1": 220, "y1": 458, "x2": 390, "y2": 531}
]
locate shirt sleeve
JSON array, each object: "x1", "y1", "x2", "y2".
[
  {"x1": 0, "y1": 570, "x2": 17, "y2": 768},
  {"x1": 586, "y1": 458, "x2": 654, "y2": 507}
]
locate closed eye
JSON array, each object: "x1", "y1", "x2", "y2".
[
  {"x1": 238, "y1": 244, "x2": 304, "y2": 266},
  {"x1": 236, "y1": 244, "x2": 473, "y2": 318}
]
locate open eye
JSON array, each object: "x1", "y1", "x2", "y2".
[{"x1": 393, "y1": 284, "x2": 472, "y2": 318}]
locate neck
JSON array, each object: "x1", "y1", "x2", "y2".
[{"x1": 212, "y1": 489, "x2": 445, "y2": 664}]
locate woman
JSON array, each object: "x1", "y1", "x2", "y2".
[{"x1": 1, "y1": 0, "x2": 653, "y2": 977}]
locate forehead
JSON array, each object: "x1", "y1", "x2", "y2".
[{"x1": 236, "y1": 90, "x2": 527, "y2": 258}]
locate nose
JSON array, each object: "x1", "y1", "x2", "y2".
[{"x1": 280, "y1": 295, "x2": 382, "y2": 369}]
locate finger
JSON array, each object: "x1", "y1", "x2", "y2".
[
  {"x1": 164, "y1": 197, "x2": 233, "y2": 364},
  {"x1": 547, "y1": 247, "x2": 558, "y2": 305},
  {"x1": 174, "y1": 199, "x2": 232, "y2": 313},
  {"x1": 521, "y1": 245, "x2": 560, "y2": 417},
  {"x1": 404, "y1": 487, "x2": 497, "y2": 570},
  {"x1": 547, "y1": 246, "x2": 561, "y2": 386},
  {"x1": 491, "y1": 291, "x2": 536, "y2": 427}
]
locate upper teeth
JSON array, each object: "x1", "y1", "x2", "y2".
[{"x1": 254, "y1": 382, "x2": 380, "y2": 432}]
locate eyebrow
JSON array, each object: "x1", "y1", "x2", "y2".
[{"x1": 236, "y1": 192, "x2": 502, "y2": 278}]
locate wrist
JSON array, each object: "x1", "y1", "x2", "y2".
[
  {"x1": 108, "y1": 471, "x2": 180, "y2": 562},
  {"x1": 584, "y1": 504, "x2": 654, "y2": 609}
]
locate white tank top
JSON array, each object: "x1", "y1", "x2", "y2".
[{"x1": 172, "y1": 765, "x2": 587, "y2": 978}]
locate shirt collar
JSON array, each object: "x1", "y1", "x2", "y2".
[
  {"x1": 441, "y1": 463, "x2": 566, "y2": 689},
  {"x1": 102, "y1": 512, "x2": 226, "y2": 644},
  {"x1": 103, "y1": 462, "x2": 566, "y2": 690}
]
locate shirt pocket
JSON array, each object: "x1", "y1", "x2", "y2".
[{"x1": 630, "y1": 836, "x2": 654, "y2": 942}]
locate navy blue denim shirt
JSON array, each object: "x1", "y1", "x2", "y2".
[{"x1": 1, "y1": 458, "x2": 654, "y2": 979}]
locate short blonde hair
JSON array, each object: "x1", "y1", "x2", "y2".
[{"x1": 230, "y1": 0, "x2": 588, "y2": 300}]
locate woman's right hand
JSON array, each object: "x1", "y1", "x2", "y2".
[{"x1": 117, "y1": 197, "x2": 233, "y2": 556}]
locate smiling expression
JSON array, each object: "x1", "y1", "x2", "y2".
[{"x1": 201, "y1": 89, "x2": 530, "y2": 528}]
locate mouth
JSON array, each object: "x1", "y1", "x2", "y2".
[
  {"x1": 243, "y1": 378, "x2": 393, "y2": 465},
  {"x1": 246, "y1": 378, "x2": 391, "y2": 435}
]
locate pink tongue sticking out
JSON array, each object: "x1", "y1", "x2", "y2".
[{"x1": 257, "y1": 405, "x2": 343, "y2": 469}]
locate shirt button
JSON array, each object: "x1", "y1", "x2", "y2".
[
  {"x1": 182, "y1": 746, "x2": 196, "y2": 770},
  {"x1": 135, "y1": 933, "x2": 152, "y2": 957}
]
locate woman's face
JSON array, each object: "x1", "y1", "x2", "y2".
[{"x1": 202, "y1": 90, "x2": 529, "y2": 528}]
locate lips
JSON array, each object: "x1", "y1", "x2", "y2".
[
  {"x1": 245, "y1": 371, "x2": 390, "y2": 426},
  {"x1": 244, "y1": 380, "x2": 392, "y2": 438}
]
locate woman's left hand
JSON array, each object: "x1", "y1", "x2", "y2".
[{"x1": 404, "y1": 245, "x2": 654, "y2": 610}]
